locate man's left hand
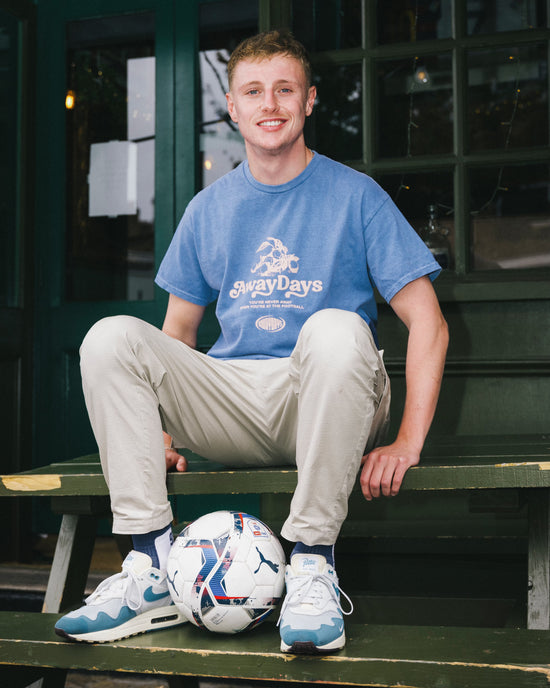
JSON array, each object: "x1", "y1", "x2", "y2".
[{"x1": 360, "y1": 441, "x2": 420, "y2": 500}]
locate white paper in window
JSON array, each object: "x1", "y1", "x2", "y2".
[
  {"x1": 128, "y1": 56, "x2": 155, "y2": 141},
  {"x1": 88, "y1": 141, "x2": 137, "y2": 217}
]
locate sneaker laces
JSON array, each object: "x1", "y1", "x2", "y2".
[
  {"x1": 277, "y1": 573, "x2": 354, "y2": 626},
  {"x1": 85, "y1": 567, "x2": 144, "y2": 612}
]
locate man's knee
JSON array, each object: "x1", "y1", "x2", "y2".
[
  {"x1": 80, "y1": 315, "x2": 149, "y2": 375},
  {"x1": 297, "y1": 309, "x2": 377, "y2": 372}
]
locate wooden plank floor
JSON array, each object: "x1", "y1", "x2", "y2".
[{"x1": 1, "y1": 612, "x2": 550, "y2": 688}]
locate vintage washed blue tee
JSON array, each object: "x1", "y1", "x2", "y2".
[{"x1": 155, "y1": 153, "x2": 440, "y2": 359}]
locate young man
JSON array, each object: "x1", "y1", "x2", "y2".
[{"x1": 55, "y1": 30, "x2": 448, "y2": 654}]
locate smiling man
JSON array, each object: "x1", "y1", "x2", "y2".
[
  {"x1": 54, "y1": 30, "x2": 448, "y2": 655},
  {"x1": 225, "y1": 51, "x2": 316, "y2": 182}
]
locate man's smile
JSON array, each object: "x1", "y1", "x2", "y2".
[{"x1": 258, "y1": 119, "x2": 286, "y2": 128}]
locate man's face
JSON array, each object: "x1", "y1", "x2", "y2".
[{"x1": 226, "y1": 54, "x2": 316, "y2": 158}]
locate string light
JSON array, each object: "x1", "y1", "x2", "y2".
[
  {"x1": 395, "y1": 39, "x2": 522, "y2": 224},
  {"x1": 65, "y1": 90, "x2": 75, "y2": 110},
  {"x1": 394, "y1": 1, "x2": 419, "y2": 204},
  {"x1": 472, "y1": 54, "x2": 521, "y2": 216}
]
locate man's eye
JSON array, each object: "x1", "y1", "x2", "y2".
[
  {"x1": 280, "y1": 88, "x2": 292, "y2": 93},
  {"x1": 246, "y1": 89, "x2": 260, "y2": 95}
]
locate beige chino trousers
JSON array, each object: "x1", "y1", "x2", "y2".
[{"x1": 80, "y1": 308, "x2": 390, "y2": 545}]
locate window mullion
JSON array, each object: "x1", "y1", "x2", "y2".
[
  {"x1": 364, "y1": 0, "x2": 375, "y2": 173},
  {"x1": 453, "y1": 41, "x2": 468, "y2": 275},
  {"x1": 258, "y1": 0, "x2": 291, "y2": 31}
]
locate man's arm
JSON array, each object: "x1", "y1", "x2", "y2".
[
  {"x1": 162, "y1": 293, "x2": 206, "y2": 471},
  {"x1": 360, "y1": 276, "x2": 448, "y2": 500},
  {"x1": 162, "y1": 293, "x2": 206, "y2": 348}
]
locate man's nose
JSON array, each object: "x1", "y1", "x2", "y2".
[{"x1": 261, "y1": 89, "x2": 278, "y2": 111}]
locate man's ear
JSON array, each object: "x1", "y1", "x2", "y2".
[
  {"x1": 226, "y1": 92, "x2": 238, "y2": 123},
  {"x1": 306, "y1": 85, "x2": 316, "y2": 117}
]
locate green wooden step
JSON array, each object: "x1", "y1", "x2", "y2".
[
  {"x1": 4, "y1": 434, "x2": 550, "y2": 497},
  {"x1": 1, "y1": 612, "x2": 550, "y2": 687}
]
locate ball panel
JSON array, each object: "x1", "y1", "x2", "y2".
[
  {"x1": 184, "y1": 510, "x2": 233, "y2": 539},
  {"x1": 218, "y1": 561, "x2": 256, "y2": 600}
]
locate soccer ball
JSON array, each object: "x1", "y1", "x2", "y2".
[{"x1": 166, "y1": 510, "x2": 286, "y2": 634}]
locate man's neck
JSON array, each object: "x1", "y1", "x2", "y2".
[{"x1": 246, "y1": 143, "x2": 313, "y2": 185}]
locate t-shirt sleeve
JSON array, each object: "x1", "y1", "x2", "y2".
[
  {"x1": 363, "y1": 193, "x2": 441, "y2": 304},
  {"x1": 155, "y1": 211, "x2": 217, "y2": 306}
]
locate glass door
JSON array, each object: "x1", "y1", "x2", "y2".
[
  {"x1": 33, "y1": 0, "x2": 183, "y2": 486},
  {"x1": 66, "y1": 12, "x2": 157, "y2": 302}
]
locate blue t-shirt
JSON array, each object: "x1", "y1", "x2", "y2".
[{"x1": 155, "y1": 153, "x2": 440, "y2": 359}]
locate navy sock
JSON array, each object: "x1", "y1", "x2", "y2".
[
  {"x1": 132, "y1": 524, "x2": 173, "y2": 570},
  {"x1": 292, "y1": 542, "x2": 335, "y2": 566}
]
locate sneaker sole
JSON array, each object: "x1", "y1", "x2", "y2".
[
  {"x1": 280, "y1": 633, "x2": 345, "y2": 654},
  {"x1": 55, "y1": 605, "x2": 186, "y2": 643}
]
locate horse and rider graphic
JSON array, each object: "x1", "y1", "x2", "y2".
[{"x1": 252, "y1": 237, "x2": 299, "y2": 276}]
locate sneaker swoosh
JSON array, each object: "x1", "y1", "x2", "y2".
[{"x1": 143, "y1": 587, "x2": 171, "y2": 603}]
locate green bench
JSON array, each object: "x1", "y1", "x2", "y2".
[
  {"x1": 2, "y1": 612, "x2": 550, "y2": 688},
  {"x1": 2, "y1": 434, "x2": 550, "y2": 687}
]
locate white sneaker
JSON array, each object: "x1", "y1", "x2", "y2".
[
  {"x1": 54, "y1": 550, "x2": 186, "y2": 643},
  {"x1": 278, "y1": 554, "x2": 353, "y2": 654}
]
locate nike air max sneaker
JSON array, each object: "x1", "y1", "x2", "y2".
[
  {"x1": 54, "y1": 550, "x2": 186, "y2": 643},
  {"x1": 278, "y1": 553, "x2": 353, "y2": 654}
]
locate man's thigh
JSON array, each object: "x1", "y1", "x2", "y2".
[{"x1": 157, "y1": 349, "x2": 298, "y2": 467}]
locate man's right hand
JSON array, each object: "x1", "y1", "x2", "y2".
[{"x1": 166, "y1": 447, "x2": 188, "y2": 473}]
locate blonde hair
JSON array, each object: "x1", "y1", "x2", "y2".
[{"x1": 227, "y1": 30, "x2": 312, "y2": 89}]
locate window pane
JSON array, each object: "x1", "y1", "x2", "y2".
[
  {"x1": 66, "y1": 13, "x2": 155, "y2": 302},
  {"x1": 0, "y1": 10, "x2": 19, "y2": 307},
  {"x1": 467, "y1": 0, "x2": 546, "y2": 35},
  {"x1": 377, "y1": 53, "x2": 453, "y2": 158},
  {"x1": 470, "y1": 164, "x2": 550, "y2": 270},
  {"x1": 468, "y1": 43, "x2": 548, "y2": 152},
  {"x1": 377, "y1": 0, "x2": 452, "y2": 44},
  {"x1": 307, "y1": 62, "x2": 362, "y2": 161},
  {"x1": 199, "y1": 0, "x2": 257, "y2": 188},
  {"x1": 292, "y1": 0, "x2": 362, "y2": 52},
  {"x1": 377, "y1": 170, "x2": 455, "y2": 270}
]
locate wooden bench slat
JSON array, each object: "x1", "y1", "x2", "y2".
[
  {"x1": 1, "y1": 612, "x2": 550, "y2": 688},
  {"x1": 4, "y1": 457, "x2": 550, "y2": 496}
]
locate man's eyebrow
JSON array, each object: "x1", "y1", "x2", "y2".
[
  {"x1": 274, "y1": 79, "x2": 298, "y2": 87},
  {"x1": 240, "y1": 80, "x2": 263, "y2": 90},
  {"x1": 239, "y1": 78, "x2": 299, "y2": 91}
]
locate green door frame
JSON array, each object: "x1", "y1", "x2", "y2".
[
  {"x1": 0, "y1": 0, "x2": 36, "y2": 561},
  {"x1": 32, "y1": 0, "x2": 198, "y2": 534}
]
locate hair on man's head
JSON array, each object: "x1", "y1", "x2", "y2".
[{"x1": 227, "y1": 30, "x2": 312, "y2": 89}]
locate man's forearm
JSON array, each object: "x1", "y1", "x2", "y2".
[{"x1": 396, "y1": 313, "x2": 449, "y2": 452}]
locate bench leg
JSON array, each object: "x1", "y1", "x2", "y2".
[
  {"x1": 527, "y1": 488, "x2": 550, "y2": 629},
  {"x1": 42, "y1": 513, "x2": 98, "y2": 614}
]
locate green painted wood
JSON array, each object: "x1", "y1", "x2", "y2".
[
  {"x1": 42, "y1": 514, "x2": 98, "y2": 614},
  {"x1": 1, "y1": 613, "x2": 550, "y2": 687},
  {"x1": 0, "y1": 0, "x2": 35, "y2": 564},
  {"x1": 4, "y1": 435, "x2": 550, "y2": 497}
]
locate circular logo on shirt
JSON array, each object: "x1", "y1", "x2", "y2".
[{"x1": 255, "y1": 316, "x2": 286, "y2": 332}]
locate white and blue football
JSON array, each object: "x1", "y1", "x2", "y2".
[{"x1": 167, "y1": 510, "x2": 286, "y2": 634}]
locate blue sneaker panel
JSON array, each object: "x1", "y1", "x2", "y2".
[
  {"x1": 55, "y1": 606, "x2": 136, "y2": 635},
  {"x1": 143, "y1": 586, "x2": 171, "y2": 603},
  {"x1": 280, "y1": 615, "x2": 344, "y2": 647}
]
